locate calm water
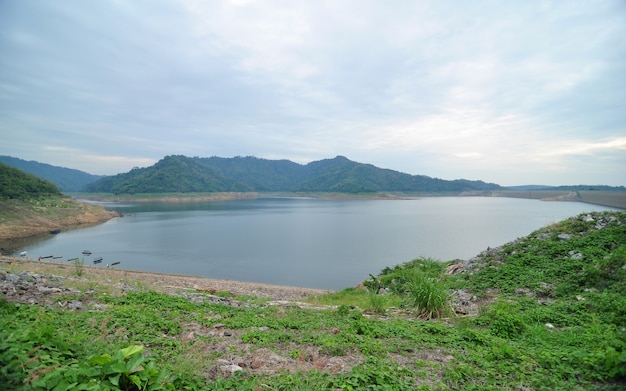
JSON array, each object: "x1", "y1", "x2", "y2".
[{"x1": 15, "y1": 197, "x2": 616, "y2": 289}]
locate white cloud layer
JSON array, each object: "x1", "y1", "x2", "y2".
[{"x1": 0, "y1": 0, "x2": 624, "y2": 186}]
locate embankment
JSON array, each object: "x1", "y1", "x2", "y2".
[
  {"x1": 0, "y1": 197, "x2": 119, "y2": 242},
  {"x1": 493, "y1": 190, "x2": 626, "y2": 209}
]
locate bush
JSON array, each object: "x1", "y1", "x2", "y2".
[
  {"x1": 477, "y1": 301, "x2": 526, "y2": 339},
  {"x1": 31, "y1": 345, "x2": 176, "y2": 390},
  {"x1": 404, "y1": 272, "x2": 450, "y2": 319}
]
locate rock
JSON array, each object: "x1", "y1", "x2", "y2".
[
  {"x1": 545, "y1": 323, "x2": 555, "y2": 329},
  {"x1": 568, "y1": 251, "x2": 583, "y2": 260},
  {"x1": 582, "y1": 215, "x2": 595, "y2": 222},
  {"x1": 557, "y1": 234, "x2": 571, "y2": 241},
  {"x1": 536, "y1": 282, "x2": 554, "y2": 297},
  {"x1": 450, "y1": 289, "x2": 478, "y2": 316},
  {"x1": 220, "y1": 364, "x2": 242, "y2": 374},
  {"x1": 445, "y1": 262, "x2": 464, "y2": 275},
  {"x1": 6, "y1": 273, "x2": 20, "y2": 283}
]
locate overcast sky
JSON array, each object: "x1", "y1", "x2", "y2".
[{"x1": 1, "y1": 1, "x2": 625, "y2": 186}]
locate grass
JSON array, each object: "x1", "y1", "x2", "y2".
[{"x1": 1, "y1": 210, "x2": 625, "y2": 390}]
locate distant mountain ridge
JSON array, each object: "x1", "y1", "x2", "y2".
[
  {"x1": 0, "y1": 156, "x2": 104, "y2": 192},
  {"x1": 84, "y1": 155, "x2": 503, "y2": 194}
]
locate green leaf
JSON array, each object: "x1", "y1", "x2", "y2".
[
  {"x1": 109, "y1": 373, "x2": 121, "y2": 386},
  {"x1": 121, "y1": 345, "x2": 144, "y2": 359},
  {"x1": 129, "y1": 374, "x2": 143, "y2": 388},
  {"x1": 88, "y1": 353, "x2": 112, "y2": 366}
]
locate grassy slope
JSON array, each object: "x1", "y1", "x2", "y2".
[{"x1": 1, "y1": 211, "x2": 625, "y2": 390}]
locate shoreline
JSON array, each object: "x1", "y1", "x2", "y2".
[
  {"x1": 0, "y1": 256, "x2": 334, "y2": 300},
  {"x1": 75, "y1": 190, "x2": 626, "y2": 209},
  {"x1": 0, "y1": 197, "x2": 120, "y2": 242}
]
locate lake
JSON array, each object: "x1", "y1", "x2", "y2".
[{"x1": 16, "y1": 197, "x2": 617, "y2": 290}]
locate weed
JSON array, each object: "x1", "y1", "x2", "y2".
[
  {"x1": 73, "y1": 257, "x2": 84, "y2": 276},
  {"x1": 403, "y1": 272, "x2": 450, "y2": 319}
]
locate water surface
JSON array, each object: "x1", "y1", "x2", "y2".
[{"x1": 17, "y1": 197, "x2": 616, "y2": 289}]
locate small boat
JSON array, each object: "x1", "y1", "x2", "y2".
[
  {"x1": 50, "y1": 229, "x2": 61, "y2": 234},
  {"x1": 67, "y1": 257, "x2": 78, "y2": 262},
  {"x1": 40, "y1": 255, "x2": 53, "y2": 259},
  {"x1": 53, "y1": 256, "x2": 63, "y2": 260},
  {"x1": 82, "y1": 250, "x2": 92, "y2": 255},
  {"x1": 19, "y1": 251, "x2": 27, "y2": 257},
  {"x1": 111, "y1": 261, "x2": 120, "y2": 266},
  {"x1": 93, "y1": 259, "x2": 102, "y2": 265}
]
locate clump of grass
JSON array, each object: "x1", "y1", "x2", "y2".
[
  {"x1": 73, "y1": 257, "x2": 84, "y2": 277},
  {"x1": 403, "y1": 271, "x2": 450, "y2": 319}
]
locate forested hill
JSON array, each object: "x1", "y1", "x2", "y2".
[
  {"x1": 0, "y1": 156, "x2": 104, "y2": 192},
  {"x1": 84, "y1": 155, "x2": 502, "y2": 194},
  {"x1": 0, "y1": 162, "x2": 62, "y2": 200}
]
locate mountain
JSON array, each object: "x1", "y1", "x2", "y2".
[
  {"x1": 86, "y1": 155, "x2": 251, "y2": 193},
  {"x1": 84, "y1": 155, "x2": 502, "y2": 194},
  {"x1": 0, "y1": 162, "x2": 62, "y2": 200},
  {"x1": 0, "y1": 156, "x2": 104, "y2": 192}
]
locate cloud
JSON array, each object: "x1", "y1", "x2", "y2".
[{"x1": 0, "y1": 0, "x2": 624, "y2": 185}]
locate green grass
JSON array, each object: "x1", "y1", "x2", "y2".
[{"x1": 1, "y1": 210, "x2": 625, "y2": 390}]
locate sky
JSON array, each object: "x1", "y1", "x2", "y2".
[{"x1": 1, "y1": 1, "x2": 625, "y2": 186}]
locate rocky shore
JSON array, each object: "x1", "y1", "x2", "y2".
[{"x1": 0, "y1": 256, "x2": 333, "y2": 303}]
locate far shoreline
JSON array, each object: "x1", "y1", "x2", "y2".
[{"x1": 73, "y1": 190, "x2": 626, "y2": 209}]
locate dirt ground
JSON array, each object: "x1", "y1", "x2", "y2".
[
  {"x1": 0, "y1": 256, "x2": 333, "y2": 301},
  {"x1": 0, "y1": 198, "x2": 120, "y2": 241}
]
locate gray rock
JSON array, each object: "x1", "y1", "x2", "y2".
[
  {"x1": 220, "y1": 364, "x2": 243, "y2": 374},
  {"x1": 568, "y1": 251, "x2": 583, "y2": 260},
  {"x1": 5, "y1": 273, "x2": 20, "y2": 283},
  {"x1": 557, "y1": 234, "x2": 571, "y2": 241}
]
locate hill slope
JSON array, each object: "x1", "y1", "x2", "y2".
[
  {"x1": 0, "y1": 156, "x2": 104, "y2": 192},
  {"x1": 0, "y1": 162, "x2": 62, "y2": 200},
  {"x1": 85, "y1": 155, "x2": 502, "y2": 194},
  {"x1": 0, "y1": 163, "x2": 118, "y2": 241},
  {"x1": 1, "y1": 211, "x2": 624, "y2": 389}
]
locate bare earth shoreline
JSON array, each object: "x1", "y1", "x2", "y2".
[{"x1": 0, "y1": 256, "x2": 333, "y2": 301}]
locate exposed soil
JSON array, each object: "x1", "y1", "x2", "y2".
[
  {"x1": 0, "y1": 198, "x2": 119, "y2": 241},
  {"x1": 0, "y1": 256, "x2": 332, "y2": 301}
]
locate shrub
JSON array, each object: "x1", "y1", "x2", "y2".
[
  {"x1": 404, "y1": 272, "x2": 450, "y2": 319},
  {"x1": 31, "y1": 345, "x2": 176, "y2": 390},
  {"x1": 477, "y1": 301, "x2": 526, "y2": 339}
]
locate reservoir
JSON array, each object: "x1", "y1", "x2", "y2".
[{"x1": 14, "y1": 197, "x2": 617, "y2": 290}]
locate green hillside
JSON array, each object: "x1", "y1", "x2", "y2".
[
  {"x1": 84, "y1": 155, "x2": 502, "y2": 194},
  {"x1": 0, "y1": 156, "x2": 104, "y2": 192},
  {"x1": 0, "y1": 162, "x2": 62, "y2": 200}
]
